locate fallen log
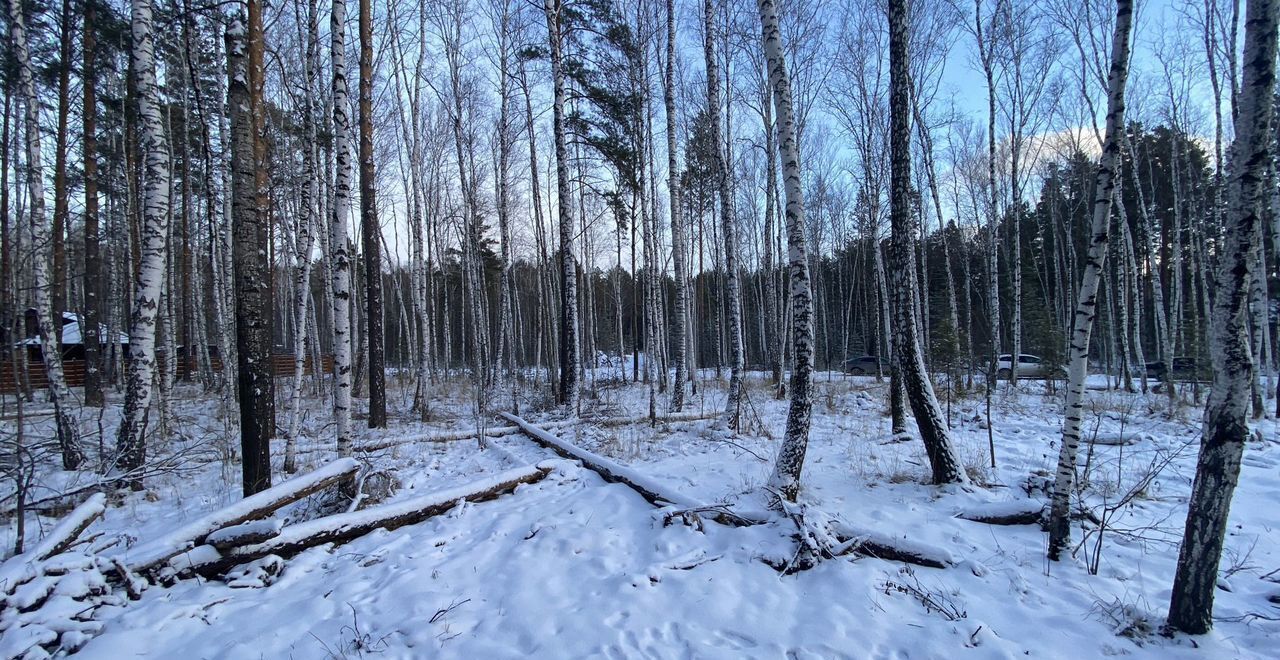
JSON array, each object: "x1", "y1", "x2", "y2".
[
  {"x1": 190, "y1": 463, "x2": 555, "y2": 577},
  {"x1": 118, "y1": 458, "x2": 360, "y2": 575},
  {"x1": 500, "y1": 413, "x2": 703, "y2": 510},
  {"x1": 955, "y1": 500, "x2": 1047, "y2": 526},
  {"x1": 503, "y1": 413, "x2": 952, "y2": 571},
  {"x1": 27, "y1": 493, "x2": 107, "y2": 561},
  {"x1": 830, "y1": 524, "x2": 954, "y2": 569},
  {"x1": 0, "y1": 494, "x2": 107, "y2": 593},
  {"x1": 206, "y1": 519, "x2": 284, "y2": 550}
]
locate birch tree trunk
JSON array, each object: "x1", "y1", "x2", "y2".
[
  {"x1": 665, "y1": 0, "x2": 689, "y2": 412},
  {"x1": 330, "y1": 0, "x2": 355, "y2": 458},
  {"x1": 546, "y1": 0, "x2": 579, "y2": 411},
  {"x1": 760, "y1": 0, "x2": 815, "y2": 502},
  {"x1": 117, "y1": 0, "x2": 173, "y2": 485},
  {"x1": 975, "y1": 0, "x2": 1002, "y2": 382},
  {"x1": 1167, "y1": 0, "x2": 1277, "y2": 633},
  {"x1": 1046, "y1": 0, "x2": 1133, "y2": 561},
  {"x1": 284, "y1": 0, "x2": 322, "y2": 474},
  {"x1": 359, "y1": 0, "x2": 386, "y2": 428},
  {"x1": 887, "y1": 0, "x2": 968, "y2": 485},
  {"x1": 701, "y1": 0, "x2": 744, "y2": 428},
  {"x1": 83, "y1": 0, "x2": 105, "y2": 409},
  {"x1": 8, "y1": 0, "x2": 83, "y2": 470}
]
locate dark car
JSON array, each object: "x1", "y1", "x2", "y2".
[
  {"x1": 1145, "y1": 356, "x2": 1203, "y2": 382},
  {"x1": 844, "y1": 355, "x2": 881, "y2": 375}
]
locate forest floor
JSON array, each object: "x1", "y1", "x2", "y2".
[{"x1": 3, "y1": 370, "x2": 1279, "y2": 659}]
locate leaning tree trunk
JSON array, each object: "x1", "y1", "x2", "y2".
[
  {"x1": 702, "y1": 0, "x2": 745, "y2": 428},
  {"x1": 759, "y1": 0, "x2": 815, "y2": 502},
  {"x1": 329, "y1": 0, "x2": 355, "y2": 459},
  {"x1": 1167, "y1": 0, "x2": 1278, "y2": 634},
  {"x1": 546, "y1": 0, "x2": 579, "y2": 411},
  {"x1": 887, "y1": 0, "x2": 968, "y2": 485},
  {"x1": 8, "y1": 0, "x2": 83, "y2": 470},
  {"x1": 229, "y1": 4, "x2": 273, "y2": 497},
  {"x1": 358, "y1": 0, "x2": 385, "y2": 429},
  {"x1": 1047, "y1": 0, "x2": 1134, "y2": 561},
  {"x1": 117, "y1": 0, "x2": 173, "y2": 486}
]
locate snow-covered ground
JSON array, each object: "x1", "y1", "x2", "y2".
[{"x1": 4, "y1": 372, "x2": 1278, "y2": 659}]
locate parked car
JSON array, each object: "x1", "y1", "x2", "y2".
[
  {"x1": 1145, "y1": 356, "x2": 1203, "y2": 382},
  {"x1": 993, "y1": 354, "x2": 1062, "y2": 379},
  {"x1": 843, "y1": 355, "x2": 881, "y2": 375}
]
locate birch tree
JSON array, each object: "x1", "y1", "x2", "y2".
[
  {"x1": 1167, "y1": 0, "x2": 1278, "y2": 633},
  {"x1": 887, "y1": 0, "x2": 968, "y2": 485},
  {"x1": 117, "y1": 0, "x2": 173, "y2": 486},
  {"x1": 284, "y1": 0, "x2": 323, "y2": 474},
  {"x1": 546, "y1": 0, "x2": 580, "y2": 410},
  {"x1": 760, "y1": 0, "x2": 816, "y2": 502},
  {"x1": 1046, "y1": 0, "x2": 1133, "y2": 561},
  {"x1": 666, "y1": 0, "x2": 689, "y2": 411},
  {"x1": 359, "y1": 0, "x2": 386, "y2": 428},
  {"x1": 83, "y1": 0, "x2": 104, "y2": 409},
  {"x1": 331, "y1": 0, "x2": 355, "y2": 458},
  {"x1": 702, "y1": 0, "x2": 745, "y2": 428},
  {"x1": 8, "y1": 0, "x2": 83, "y2": 470}
]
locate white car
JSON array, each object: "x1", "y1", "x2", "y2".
[{"x1": 993, "y1": 354, "x2": 1061, "y2": 379}]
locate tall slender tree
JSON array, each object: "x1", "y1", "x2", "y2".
[
  {"x1": 546, "y1": 0, "x2": 580, "y2": 410},
  {"x1": 1167, "y1": 0, "x2": 1278, "y2": 634},
  {"x1": 760, "y1": 0, "x2": 815, "y2": 502},
  {"x1": 83, "y1": 0, "x2": 104, "y2": 409},
  {"x1": 117, "y1": 0, "x2": 173, "y2": 486},
  {"x1": 666, "y1": 0, "x2": 689, "y2": 412},
  {"x1": 1047, "y1": 0, "x2": 1134, "y2": 561},
  {"x1": 702, "y1": 0, "x2": 745, "y2": 427},
  {"x1": 887, "y1": 0, "x2": 968, "y2": 485},
  {"x1": 229, "y1": 1, "x2": 273, "y2": 497},
  {"x1": 359, "y1": 0, "x2": 386, "y2": 428},
  {"x1": 331, "y1": 0, "x2": 355, "y2": 456},
  {"x1": 8, "y1": 0, "x2": 83, "y2": 470}
]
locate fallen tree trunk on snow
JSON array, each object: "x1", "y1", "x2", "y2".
[
  {"x1": 0, "y1": 493, "x2": 107, "y2": 593},
  {"x1": 955, "y1": 500, "x2": 1047, "y2": 526},
  {"x1": 182, "y1": 463, "x2": 554, "y2": 577},
  {"x1": 26, "y1": 493, "x2": 107, "y2": 561},
  {"x1": 118, "y1": 457, "x2": 360, "y2": 575},
  {"x1": 830, "y1": 524, "x2": 954, "y2": 569},
  {"x1": 500, "y1": 413, "x2": 704, "y2": 510},
  {"x1": 502, "y1": 414, "x2": 952, "y2": 570}
]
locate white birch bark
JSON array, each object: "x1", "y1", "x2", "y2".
[
  {"x1": 8, "y1": 0, "x2": 83, "y2": 470},
  {"x1": 760, "y1": 0, "x2": 815, "y2": 502},
  {"x1": 702, "y1": 0, "x2": 745, "y2": 428},
  {"x1": 330, "y1": 0, "x2": 355, "y2": 458},
  {"x1": 546, "y1": 0, "x2": 580, "y2": 410},
  {"x1": 887, "y1": 0, "x2": 968, "y2": 485},
  {"x1": 670, "y1": 0, "x2": 691, "y2": 411},
  {"x1": 117, "y1": 0, "x2": 173, "y2": 484},
  {"x1": 1168, "y1": 0, "x2": 1278, "y2": 633},
  {"x1": 1047, "y1": 0, "x2": 1134, "y2": 560},
  {"x1": 284, "y1": 0, "x2": 322, "y2": 474}
]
